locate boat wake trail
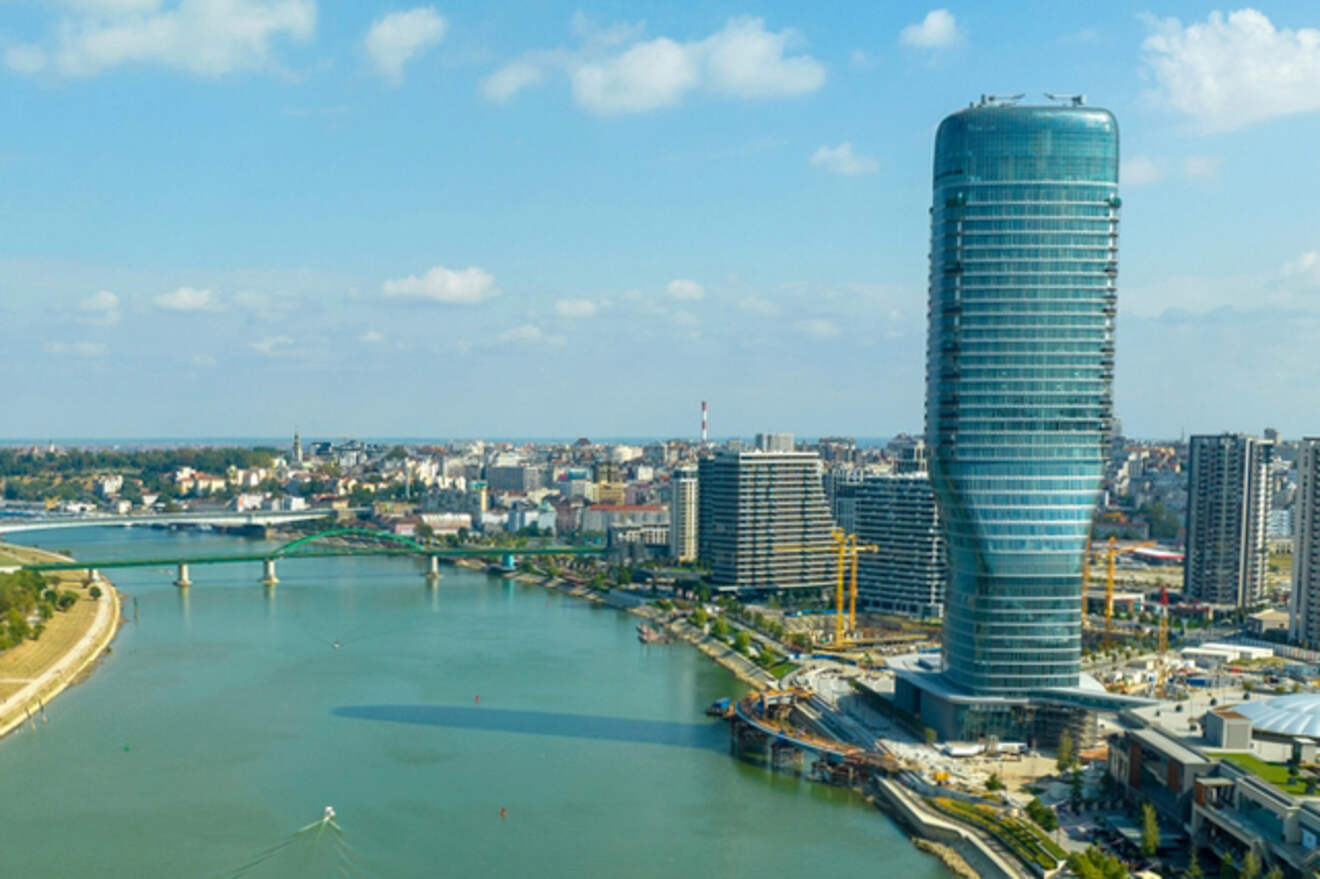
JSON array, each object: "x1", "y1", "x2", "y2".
[{"x1": 211, "y1": 808, "x2": 367, "y2": 879}]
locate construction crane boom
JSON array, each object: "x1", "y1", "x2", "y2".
[
  {"x1": 776, "y1": 529, "x2": 876, "y2": 646},
  {"x1": 1093, "y1": 538, "x2": 1157, "y2": 649}
]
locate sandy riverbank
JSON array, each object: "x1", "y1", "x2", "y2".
[{"x1": 0, "y1": 544, "x2": 122, "y2": 740}]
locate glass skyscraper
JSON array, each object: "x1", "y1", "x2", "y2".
[{"x1": 926, "y1": 100, "x2": 1119, "y2": 695}]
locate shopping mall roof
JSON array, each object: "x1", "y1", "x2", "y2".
[{"x1": 1233, "y1": 694, "x2": 1320, "y2": 738}]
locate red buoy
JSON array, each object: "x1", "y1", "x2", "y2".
[{"x1": 475, "y1": 695, "x2": 480, "y2": 704}]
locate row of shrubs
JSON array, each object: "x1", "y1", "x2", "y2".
[{"x1": 930, "y1": 797, "x2": 1066, "y2": 873}]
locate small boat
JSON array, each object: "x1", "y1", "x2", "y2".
[
  {"x1": 636, "y1": 624, "x2": 670, "y2": 644},
  {"x1": 706, "y1": 697, "x2": 732, "y2": 716}
]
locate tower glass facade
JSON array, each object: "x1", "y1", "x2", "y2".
[{"x1": 926, "y1": 103, "x2": 1119, "y2": 694}]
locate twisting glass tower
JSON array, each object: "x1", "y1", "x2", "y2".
[{"x1": 926, "y1": 99, "x2": 1119, "y2": 695}]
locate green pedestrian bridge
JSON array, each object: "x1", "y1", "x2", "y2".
[{"x1": 19, "y1": 527, "x2": 604, "y2": 587}]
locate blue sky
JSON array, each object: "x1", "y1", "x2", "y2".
[{"x1": 3, "y1": 1, "x2": 1320, "y2": 440}]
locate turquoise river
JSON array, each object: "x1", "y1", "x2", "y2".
[{"x1": 2, "y1": 527, "x2": 950, "y2": 878}]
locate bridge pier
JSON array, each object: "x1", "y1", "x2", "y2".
[
  {"x1": 426, "y1": 554, "x2": 442, "y2": 584},
  {"x1": 174, "y1": 563, "x2": 192, "y2": 588},
  {"x1": 260, "y1": 558, "x2": 279, "y2": 587},
  {"x1": 83, "y1": 568, "x2": 102, "y2": 587}
]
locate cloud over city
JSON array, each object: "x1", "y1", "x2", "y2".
[{"x1": 480, "y1": 15, "x2": 826, "y2": 114}]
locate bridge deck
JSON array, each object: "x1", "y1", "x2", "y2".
[{"x1": 21, "y1": 545, "x2": 603, "y2": 572}]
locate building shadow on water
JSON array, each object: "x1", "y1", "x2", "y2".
[{"x1": 332, "y1": 705, "x2": 727, "y2": 752}]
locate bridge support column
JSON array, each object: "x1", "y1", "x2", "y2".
[
  {"x1": 174, "y1": 563, "x2": 192, "y2": 588},
  {"x1": 426, "y1": 555, "x2": 442, "y2": 584},
  {"x1": 260, "y1": 558, "x2": 279, "y2": 587},
  {"x1": 83, "y1": 568, "x2": 102, "y2": 587}
]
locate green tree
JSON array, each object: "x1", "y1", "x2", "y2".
[
  {"x1": 923, "y1": 726, "x2": 937, "y2": 746},
  {"x1": 1056, "y1": 729, "x2": 1074, "y2": 771},
  {"x1": 1185, "y1": 848, "x2": 1204, "y2": 879},
  {"x1": 1240, "y1": 851, "x2": 1260, "y2": 879},
  {"x1": 1067, "y1": 847, "x2": 1126, "y2": 879},
  {"x1": 711, "y1": 618, "x2": 731, "y2": 640},
  {"x1": 1072, "y1": 766, "x2": 1085, "y2": 810},
  {"x1": 1027, "y1": 798, "x2": 1058, "y2": 832},
  {"x1": 88, "y1": 585, "x2": 102, "y2": 600},
  {"x1": 985, "y1": 772, "x2": 1004, "y2": 792},
  {"x1": 691, "y1": 607, "x2": 708, "y2": 627},
  {"x1": 1220, "y1": 852, "x2": 1237, "y2": 879},
  {"x1": 733, "y1": 630, "x2": 751, "y2": 655},
  {"x1": 1141, "y1": 801, "x2": 1160, "y2": 857},
  {"x1": 1264, "y1": 866, "x2": 1283, "y2": 879}
]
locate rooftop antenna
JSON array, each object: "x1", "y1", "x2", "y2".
[
  {"x1": 1044, "y1": 92, "x2": 1086, "y2": 106},
  {"x1": 979, "y1": 93, "x2": 1025, "y2": 107}
]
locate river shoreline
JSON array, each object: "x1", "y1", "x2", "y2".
[{"x1": 0, "y1": 544, "x2": 122, "y2": 740}]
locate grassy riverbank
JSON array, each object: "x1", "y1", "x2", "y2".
[{"x1": 0, "y1": 543, "x2": 121, "y2": 737}]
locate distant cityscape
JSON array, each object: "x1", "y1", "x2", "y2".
[{"x1": 8, "y1": 92, "x2": 1320, "y2": 879}]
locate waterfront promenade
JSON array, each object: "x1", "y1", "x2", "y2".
[{"x1": 0, "y1": 543, "x2": 120, "y2": 738}]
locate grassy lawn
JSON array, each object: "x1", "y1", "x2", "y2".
[
  {"x1": 0, "y1": 544, "x2": 106, "y2": 709},
  {"x1": 1207, "y1": 752, "x2": 1309, "y2": 795},
  {"x1": 767, "y1": 660, "x2": 798, "y2": 679},
  {"x1": 0, "y1": 543, "x2": 67, "y2": 565}
]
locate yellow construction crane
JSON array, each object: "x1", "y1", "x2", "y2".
[
  {"x1": 846, "y1": 534, "x2": 879, "y2": 633},
  {"x1": 1156, "y1": 584, "x2": 1170, "y2": 698},
  {"x1": 776, "y1": 529, "x2": 877, "y2": 646},
  {"x1": 1085, "y1": 537, "x2": 1155, "y2": 648}
]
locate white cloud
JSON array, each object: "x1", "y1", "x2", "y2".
[
  {"x1": 155, "y1": 286, "x2": 222, "y2": 311},
  {"x1": 481, "y1": 16, "x2": 825, "y2": 115},
  {"x1": 666, "y1": 279, "x2": 704, "y2": 300},
  {"x1": 250, "y1": 335, "x2": 293, "y2": 355},
  {"x1": 1122, "y1": 154, "x2": 1223, "y2": 185},
  {"x1": 1182, "y1": 155, "x2": 1223, "y2": 180},
  {"x1": 191, "y1": 353, "x2": 217, "y2": 367},
  {"x1": 1122, "y1": 155, "x2": 1162, "y2": 186},
  {"x1": 796, "y1": 318, "x2": 840, "y2": 338},
  {"x1": 900, "y1": 9, "x2": 964, "y2": 49},
  {"x1": 1282, "y1": 251, "x2": 1320, "y2": 285},
  {"x1": 45, "y1": 341, "x2": 106, "y2": 357},
  {"x1": 738, "y1": 296, "x2": 780, "y2": 316},
  {"x1": 4, "y1": 45, "x2": 47, "y2": 74},
  {"x1": 381, "y1": 265, "x2": 498, "y2": 304},
  {"x1": 56, "y1": 0, "x2": 165, "y2": 13},
  {"x1": 697, "y1": 16, "x2": 826, "y2": 99},
  {"x1": 78, "y1": 289, "x2": 120, "y2": 325},
  {"x1": 553, "y1": 298, "x2": 599, "y2": 318},
  {"x1": 496, "y1": 324, "x2": 565, "y2": 347},
  {"x1": 231, "y1": 289, "x2": 297, "y2": 319},
  {"x1": 360, "y1": 329, "x2": 386, "y2": 343},
  {"x1": 849, "y1": 49, "x2": 875, "y2": 69},
  {"x1": 1142, "y1": 9, "x2": 1320, "y2": 132},
  {"x1": 364, "y1": 6, "x2": 446, "y2": 84},
  {"x1": 479, "y1": 58, "x2": 545, "y2": 103},
  {"x1": 6, "y1": 0, "x2": 316, "y2": 78},
  {"x1": 572, "y1": 37, "x2": 698, "y2": 114},
  {"x1": 809, "y1": 141, "x2": 879, "y2": 176}
]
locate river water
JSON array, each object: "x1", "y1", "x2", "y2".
[{"x1": 3, "y1": 528, "x2": 948, "y2": 878}]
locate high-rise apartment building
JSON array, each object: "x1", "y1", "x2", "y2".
[
  {"x1": 755, "y1": 432, "x2": 795, "y2": 453},
  {"x1": 822, "y1": 466, "x2": 865, "y2": 534},
  {"x1": 697, "y1": 450, "x2": 834, "y2": 593},
  {"x1": 1184, "y1": 433, "x2": 1273, "y2": 608},
  {"x1": 856, "y1": 473, "x2": 946, "y2": 619},
  {"x1": 1291, "y1": 439, "x2": 1320, "y2": 647},
  {"x1": 669, "y1": 466, "x2": 699, "y2": 563},
  {"x1": 924, "y1": 100, "x2": 1119, "y2": 695}
]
